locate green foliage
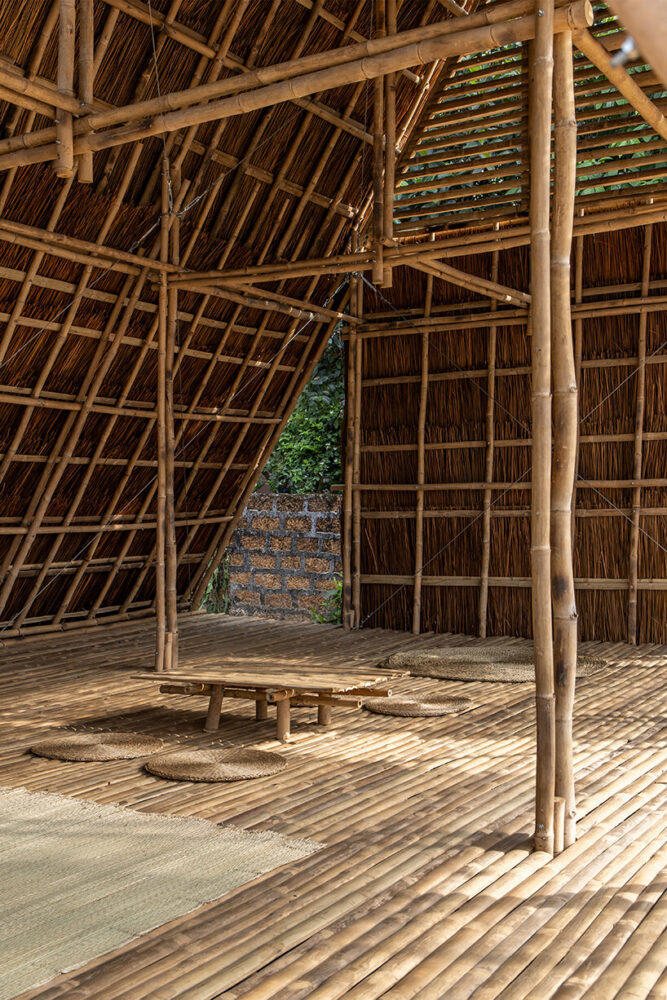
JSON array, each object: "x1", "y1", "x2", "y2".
[
  {"x1": 262, "y1": 330, "x2": 344, "y2": 493},
  {"x1": 312, "y1": 576, "x2": 343, "y2": 624},
  {"x1": 203, "y1": 552, "x2": 230, "y2": 613}
]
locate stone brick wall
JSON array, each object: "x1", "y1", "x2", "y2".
[{"x1": 227, "y1": 493, "x2": 341, "y2": 619}]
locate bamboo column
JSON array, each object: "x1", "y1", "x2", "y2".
[
  {"x1": 382, "y1": 0, "x2": 397, "y2": 288},
  {"x1": 56, "y1": 0, "x2": 76, "y2": 178},
  {"x1": 529, "y1": 0, "x2": 555, "y2": 855},
  {"x1": 628, "y1": 224, "x2": 653, "y2": 644},
  {"x1": 571, "y1": 222, "x2": 584, "y2": 551},
  {"x1": 412, "y1": 266, "x2": 433, "y2": 634},
  {"x1": 155, "y1": 172, "x2": 169, "y2": 671},
  {"x1": 352, "y1": 274, "x2": 364, "y2": 627},
  {"x1": 165, "y1": 177, "x2": 180, "y2": 671},
  {"x1": 551, "y1": 29, "x2": 578, "y2": 851},
  {"x1": 343, "y1": 268, "x2": 358, "y2": 631},
  {"x1": 78, "y1": 0, "x2": 95, "y2": 183},
  {"x1": 478, "y1": 248, "x2": 499, "y2": 638},
  {"x1": 372, "y1": 0, "x2": 386, "y2": 285}
]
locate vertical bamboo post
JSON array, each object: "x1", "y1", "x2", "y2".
[
  {"x1": 165, "y1": 179, "x2": 180, "y2": 670},
  {"x1": 628, "y1": 224, "x2": 652, "y2": 644},
  {"x1": 412, "y1": 264, "x2": 433, "y2": 634},
  {"x1": 78, "y1": 0, "x2": 95, "y2": 183},
  {"x1": 155, "y1": 170, "x2": 169, "y2": 671},
  {"x1": 571, "y1": 223, "x2": 584, "y2": 551},
  {"x1": 342, "y1": 267, "x2": 358, "y2": 631},
  {"x1": 478, "y1": 246, "x2": 499, "y2": 638},
  {"x1": 372, "y1": 0, "x2": 385, "y2": 285},
  {"x1": 551, "y1": 28, "x2": 578, "y2": 851},
  {"x1": 352, "y1": 276, "x2": 364, "y2": 627},
  {"x1": 382, "y1": 0, "x2": 396, "y2": 288},
  {"x1": 56, "y1": 0, "x2": 76, "y2": 178},
  {"x1": 529, "y1": 0, "x2": 555, "y2": 855}
]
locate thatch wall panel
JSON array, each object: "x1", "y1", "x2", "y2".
[{"x1": 349, "y1": 223, "x2": 667, "y2": 643}]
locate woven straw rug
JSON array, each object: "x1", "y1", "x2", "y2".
[{"x1": 0, "y1": 786, "x2": 319, "y2": 1000}]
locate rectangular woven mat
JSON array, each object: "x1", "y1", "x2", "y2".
[{"x1": 0, "y1": 786, "x2": 319, "y2": 1000}]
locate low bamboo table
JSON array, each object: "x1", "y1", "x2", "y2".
[{"x1": 133, "y1": 668, "x2": 395, "y2": 741}]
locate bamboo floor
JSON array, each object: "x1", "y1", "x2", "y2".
[{"x1": 2, "y1": 613, "x2": 666, "y2": 1000}]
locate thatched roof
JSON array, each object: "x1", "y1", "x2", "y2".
[{"x1": 0, "y1": 0, "x2": 664, "y2": 638}]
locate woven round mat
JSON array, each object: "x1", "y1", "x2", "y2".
[
  {"x1": 384, "y1": 647, "x2": 605, "y2": 683},
  {"x1": 145, "y1": 748, "x2": 287, "y2": 783},
  {"x1": 363, "y1": 694, "x2": 472, "y2": 717},
  {"x1": 31, "y1": 732, "x2": 164, "y2": 762}
]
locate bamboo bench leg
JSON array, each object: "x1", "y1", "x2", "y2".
[
  {"x1": 256, "y1": 695, "x2": 268, "y2": 721},
  {"x1": 204, "y1": 684, "x2": 224, "y2": 732},
  {"x1": 276, "y1": 698, "x2": 291, "y2": 742},
  {"x1": 317, "y1": 704, "x2": 332, "y2": 726}
]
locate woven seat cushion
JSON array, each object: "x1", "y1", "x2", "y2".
[
  {"x1": 363, "y1": 694, "x2": 472, "y2": 717},
  {"x1": 31, "y1": 732, "x2": 164, "y2": 762},
  {"x1": 145, "y1": 747, "x2": 287, "y2": 782},
  {"x1": 383, "y1": 646, "x2": 605, "y2": 683}
]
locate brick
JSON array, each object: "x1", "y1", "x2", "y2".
[
  {"x1": 320, "y1": 538, "x2": 341, "y2": 554},
  {"x1": 251, "y1": 516, "x2": 280, "y2": 531},
  {"x1": 297, "y1": 593, "x2": 324, "y2": 611},
  {"x1": 286, "y1": 575, "x2": 311, "y2": 590},
  {"x1": 247, "y1": 495, "x2": 275, "y2": 511},
  {"x1": 234, "y1": 589, "x2": 260, "y2": 606},
  {"x1": 229, "y1": 552, "x2": 245, "y2": 566},
  {"x1": 280, "y1": 555, "x2": 302, "y2": 570},
  {"x1": 230, "y1": 571, "x2": 251, "y2": 585},
  {"x1": 271, "y1": 535, "x2": 293, "y2": 551},
  {"x1": 249, "y1": 553, "x2": 276, "y2": 570},
  {"x1": 296, "y1": 538, "x2": 319, "y2": 552},
  {"x1": 241, "y1": 532, "x2": 265, "y2": 550},
  {"x1": 284, "y1": 516, "x2": 312, "y2": 532},
  {"x1": 314, "y1": 516, "x2": 339, "y2": 533},
  {"x1": 304, "y1": 556, "x2": 331, "y2": 573},
  {"x1": 255, "y1": 572, "x2": 282, "y2": 590},
  {"x1": 306, "y1": 494, "x2": 339, "y2": 512},
  {"x1": 264, "y1": 593, "x2": 293, "y2": 609},
  {"x1": 314, "y1": 577, "x2": 338, "y2": 591},
  {"x1": 275, "y1": 495, "x2": 306, "y2": 513}
]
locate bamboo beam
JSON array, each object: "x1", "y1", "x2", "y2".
[
  {"x1": 478, "y1": 248, "x2": 499, "y2": 638},
  {"x1": 78, "y1": 0, "x2": 95, "y2": 182},
  {"x1": 0, "y1": 3, "x2": 594, "y2": 172},
  {"x1": 571, "y1": 27, "x2": 667, "y2": 143},
  {"x1": 56, "y1": 0, "x2": 76, "y2": 177},
  {"x1": 628, "y1": 225, "x2": 653, "y2": 645},
  {"x1": 551, "y1": 29, "x2": 578, "y2": 852},
  {"x1": 410, "y1": 257, "x2": 530, "y2": 306},
  {"x1": 529, "y1": 0, "x2": 555, "y2": 856},
  {"x1": 412, "y1": 266, "x2": 433, "y2": 634},
  {"x1": 343, "y1": 261, "x2": 360, "y2": 631}
]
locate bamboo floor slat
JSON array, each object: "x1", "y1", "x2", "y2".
[{"x1": 1, "y1": 614, "x2": 665, "y2": 1000}]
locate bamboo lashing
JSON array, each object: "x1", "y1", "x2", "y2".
[
  {"x1": 56, "y1": 0, "x2": 76, "y2": 178},
  {"x1": 78, "y1": 0, "x2": 95, "y2": 182},
  {"x1": 628, "y1": 225, "x2": 653, "y2": 645},
  {"x1": 551, "y1": 28, "x2": 578, "y2": 851},
  {"x1": 529, "y1": 0, "x2": 555, "y2": 855}
]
